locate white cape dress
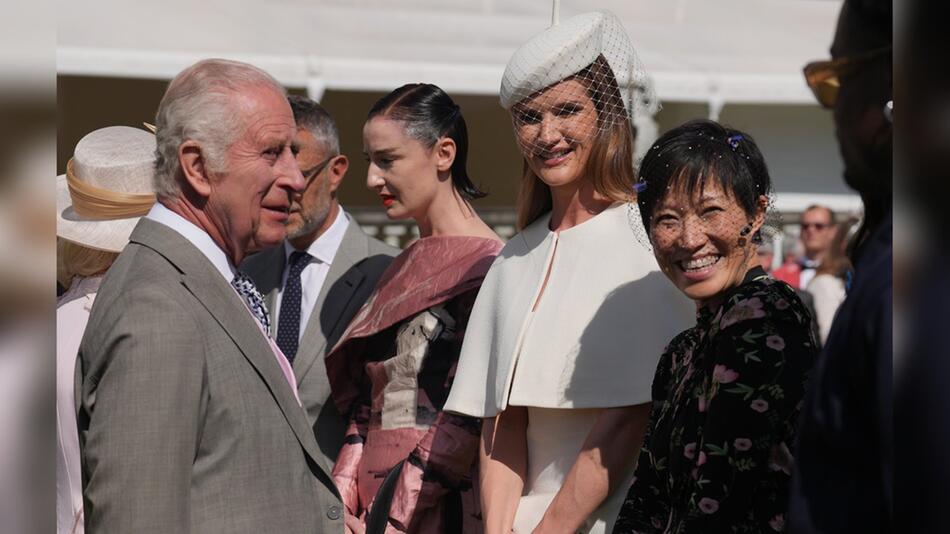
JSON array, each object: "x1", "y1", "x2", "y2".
[{"x1": 445, "y1": 203, "x2": 692, "y2": 532}]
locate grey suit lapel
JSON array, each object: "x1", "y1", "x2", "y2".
[
  {"x1": 129, "y1": 220, "x2": 336, "y2": 484},
  {"x1": 293, "y1": 220, "x2": 370, "y2": 382}
]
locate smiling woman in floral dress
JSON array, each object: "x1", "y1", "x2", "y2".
[{"x1": 612, "y1": 120, "x2": 818, "y2": 534}]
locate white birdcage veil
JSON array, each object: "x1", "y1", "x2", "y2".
[
  {"x1": 500, "y1": 10, "x2": 657, "y2": 154},
  {"x1": 500, "y1": 8, "x2": 658, "y2": 235}
]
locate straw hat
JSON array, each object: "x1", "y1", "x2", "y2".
[{"x1": 56, "y1": 126, "x2": 158, "y2": 252}]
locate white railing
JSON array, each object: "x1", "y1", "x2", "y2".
[{"x1": 351, "y1": 207, "x2": 518, "y2": 249}]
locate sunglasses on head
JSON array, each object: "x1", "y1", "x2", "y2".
[{"x1": 803, "y1": 45, "x2": 891, "y2": 108}]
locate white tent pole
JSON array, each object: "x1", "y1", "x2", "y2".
[
  {"x1": 306, "y1": 78, "x2": 327, "y2": 103},
  {"x1": 552, "y1": 0, "x2": 560, "y2": 26},
  {"x1": 708, "y1": 95, "x2": 725, "y2": 121}
]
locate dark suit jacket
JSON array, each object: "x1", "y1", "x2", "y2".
[
  {"x1": 243, "y1": 215, "x2": 398, "y2": 466},
  {"x1": 77, "y1": 219, "x2": 343, "y2": 533},
  {"x1": 790, "y1": 215, "x2": 893, "y2": 533}
]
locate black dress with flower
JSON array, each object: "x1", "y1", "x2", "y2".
[{"x1": 612, "y1": 268, "x2": 818, "y2": 534}]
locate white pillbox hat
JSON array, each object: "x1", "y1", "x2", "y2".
[{"x1": 499, "y1": 10, "x2": 656, "y2": 122}]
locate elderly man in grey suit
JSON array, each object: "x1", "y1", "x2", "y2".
[
  {"x1": 77, "y1": 59, "x2": 344, "y2": 533},
  {"x1": 243, "y1": 95, "x2": 398, "y2": 467}
]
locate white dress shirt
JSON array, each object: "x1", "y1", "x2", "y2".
[
  {"x1": 799, "y1": 257, "x2": 821, "y2": 290},
  {"x1": 806, "y1": 273, "x2": 847, "y2": 344},
  {"x1": 146, "y1": 203, "x2": 236, "y2": 282},
  {"x1": 272, "y1": 209, "x2": 350, "y2": 340}
]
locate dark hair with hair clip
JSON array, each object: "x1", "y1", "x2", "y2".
[
  {"x1": 636, "y1": 119, "x2": 772, "y2": 242},
  {"x1": 368, "y1": 83, "x2": 487, "y2": 201}
]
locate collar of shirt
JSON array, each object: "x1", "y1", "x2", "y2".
[
  {"x1": 146, "y1": 202, "x2": 236, "y2": 283},
  {"x1": 282, "y1": 207, "x2": 350, "y2": 265}
]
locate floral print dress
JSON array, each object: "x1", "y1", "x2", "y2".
[{"x1": 613, "y1": 268, "x2": 818, "y2": 533}]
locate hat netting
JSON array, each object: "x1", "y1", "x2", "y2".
[
  {"x1": 630, "y1": 123, "x2": 784, "y2": 305},
  {"x1": 500, "y1": 10, "x2": 657, "y2": 159}
]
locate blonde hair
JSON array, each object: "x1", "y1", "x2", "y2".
[
  {"x1": 516, "y1": 115, "x2": 636, "y2": 230},
  {"x1": 57, "y1": 238, "x2": 118, "y2": 290},
  {"x1": 817, "y1": 218, "x2": 857, "y2": 278},
  {"x1": 515, "y1": 57, "x2": 636, "y2": 230}
]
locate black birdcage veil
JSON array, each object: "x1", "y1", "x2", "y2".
[{"x1": 633, "y1": 122, "x2": 783, "y2": 304}]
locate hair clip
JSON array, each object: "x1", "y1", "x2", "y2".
[
  {"x1": 633, "y1": 181, "x2": 648, "y2": 193},
  {"x1": 727, "y1": 134, "x2": 744, "y2": 149}
]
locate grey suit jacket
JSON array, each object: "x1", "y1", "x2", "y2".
[
  {"x1": 243, "y1": 216, "x2": 398, "y2": 466},
  {"x1": 77, "y1": 219, "x2": 344, "y2": 533}
]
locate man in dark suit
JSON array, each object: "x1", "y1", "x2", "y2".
[
  {"x1": 77, "y1": 59, "x2": 344, "y2": 533},
  {"x1": 243, "y1": 95, "x2": 398, "y2": 466},
  {"x1": 790, "y1": 0, "x2": 892, "y2": 531}
]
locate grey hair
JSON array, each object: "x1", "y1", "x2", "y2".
[
  {"x1": 287, "y1": 94, "x2": 340, "y2": 155},
  {"x1": 153, "y1": 58, "x2": 286, "y2": 198}
]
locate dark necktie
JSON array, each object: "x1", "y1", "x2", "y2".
[
  {"x1": 276, "y1": 250, "x2": 311, "y2": 363},
  {"x1": 231, "y1": 271, "x2": 271, "y2": 334}
]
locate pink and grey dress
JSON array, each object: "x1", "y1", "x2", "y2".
[{"x1": 326, "y1": 235, "x2": 502, "y2": 533}]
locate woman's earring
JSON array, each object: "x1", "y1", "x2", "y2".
[
  {"x1": 738, "y1": 224, "x2": 752, "y2": 247},
  {"x1": 884, "y1": 100, "x2": 893, "y2": 123}
]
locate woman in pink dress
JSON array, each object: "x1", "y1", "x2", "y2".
[{"x1": 327, "y1": 83, "x2": 503, "y2": 534}]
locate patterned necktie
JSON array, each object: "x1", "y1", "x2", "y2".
[
  {"x1": 276, "y1": 250, "x2": 311, "y2": 363},
  {"x1": 231, "y1": 271, "x2": 272, "y2": 334}
]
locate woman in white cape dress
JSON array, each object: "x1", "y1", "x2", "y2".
[{"x1": 444, "y1": 11, "x2": 692, "y2": 534}]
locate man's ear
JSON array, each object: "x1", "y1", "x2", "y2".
[
  {"x1": 179, "y1": 141, "x2": 213, "y2": 198},
  {"x1": 434, "y1": 137, "x2": 456, "y2": 173},
  {"x1": 327, "y1": 154, "x2": 348, "y2": 195}
]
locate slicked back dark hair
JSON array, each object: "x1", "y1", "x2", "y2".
[
  {"x1": 637, "y1": 119, "x2": 772, "y2": 238},
  {"x1": 368, "y1": 83, "x2": 486, "y2": 201}
]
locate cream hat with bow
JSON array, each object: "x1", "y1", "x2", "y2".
[{"x1": 56, "y1": 126, "x2": 157, "y2": 252}]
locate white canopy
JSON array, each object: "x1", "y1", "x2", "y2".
[
  {"x1": 58, "y1": 0, "x2": 860, "y2": 216},
  {"x1": 57, "y1": 0, "x2": 842, "y2": 107}
]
